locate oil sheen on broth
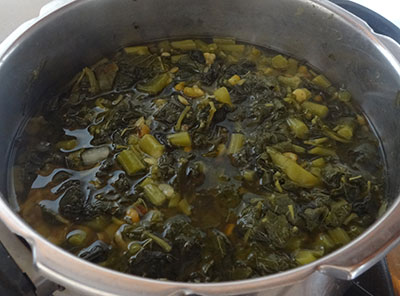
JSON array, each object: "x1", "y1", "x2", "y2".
[{"x1": 13, "y1": 38, "x2": 386, "y2": 282}]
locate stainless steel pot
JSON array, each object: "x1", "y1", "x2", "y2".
[{"x1": 0, "y1": 0, "x2": 399, "y2": 295}]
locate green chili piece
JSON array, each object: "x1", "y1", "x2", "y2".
[
  {"x1": 56, "y1": 139, "x2": 78, "y2": 150},
  {"x1": 144, "y1": 183, "x2": 167, "y2": 206},
  {"x1": 295, "y1": 249, "x2": 317, "y2": 265},
  {"x1": 178, "y1": 198, "x2": 191, "y2": 216},
  {"x1": 286, "y1": 58, "x2": 299, "y2": 75},
  {"x1": 292, "y1": 144, "x2": 306, "y2": 154},
  {"x1": 167, "y1": 132, "x2": 192, "y2": 147},
  {"x1": 315, "y1": 233, "x2": 335, "y2": 250},
  {"x1": 168, "y1": 194, "x2": 181, "y2": 208},
  {"x1": 311, "y1": 158, "x2": 326, "y2": 167},
  {"x1": 308, "y1": 147, "x2": 336, "y2": 157},
  {"x1": 338, "y1": 90, "x2": 352, "y2": 102},
  {"x1": 171, "y1": 54, "x2": 187, "y2": 63},
  {"x1": 194, "y1": 39, "x2": 210, "y2": 52},
  {"x1": 278, "y1": 75, "x2": 301, "y2": 89},
  {"x1": 322, "y1": 126, "x2": 351, "y2": 143},
  {"x1": 312, "y1": 75, "x2": 332, "y2": 89},
  {"x1": 124, "y1": 46, "x2": 150, "y2": 55},
  {"x1": 218, "y1": 44, "x2": 245, "y2": 54},
  {"x1": 337, "y1": 125, "x2": 354, "y2": 140},
  {"x1": 117, "y1": 149, "x2": 145, "y2": 176},
  {"x1": 335, "y1": 119, "x2": 356, "y2": 141},
  {"x1": 287, "y1": 117, "x2": 309, "y2": 139},
  {"x1": 175, "y1": 106, "x2": 191, "y2": 131},
  {"x1": 143, "y1": 231, "x2": 172, "y2": 252},
  {"x1": 302, "y1": 101, "x2": 329, "y2": 118},
  {"x1": 67, "y1": 229, "x2": 87, "y2": 246},
  {"x1": 328, "y1": 227, "x2": 351, "y2": 245},
  {"x1": 242, "y1": 170, "x2": 255, "y2": 182},
  {"x1": 157, "y1": 40, "x2": 171, "y2": 52},
  {"x1": 128, "y1": 242, "x2": 142, "y2": 255},
  {"x1": 85, "y1": 216, "x2": 110, "y2": 231},
  {"x1": 83, "y1": 67, "x2": 99, "y2": 94},
  {"x1": 139, "y1": 134, "x2": 165, "y2": 158},
  {"x1": 227, "y1": 133, "x2": 245, "y2": 154},
  {"x1": 213, "y1": 37, "x2": 236, "y2": 45},
  {"x1": 304, "y1": 137, "x2": 329, "y2": 146},
  {"x1": 171, "y1": 39, "x2": 196, "y2": 51},
  {"x1": 267, "y1": 147, "x2": 320, "y2": 188},
  {"x1": 137, "y1": 73, "x2": 171, "y2": 95}
]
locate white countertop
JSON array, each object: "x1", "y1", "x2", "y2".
[{"x1": 0, "y1": 0, "x2": 399, "y2": 42}]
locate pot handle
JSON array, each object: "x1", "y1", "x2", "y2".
[
  {"x1": 39, "y1": 0, "x2": 77, "y2": 17},
  {"x1": 377, "y1": 34, "x2": 400, "y2": 63},
  {"x1": 0, "y1": 194, "x2": 36, "y2": 241},
  {"x1": 318, "y1": 232, "x2": 400, "y2": 280},
  {"x1": 0, "y1": 0, "x2": 76, "y2": 59}
]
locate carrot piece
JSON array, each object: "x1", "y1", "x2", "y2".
[
  {"x1": 224, "y1": 223, "x2": 235, "y2": 236},
  {"x1": 126, "y1": 208, "x2": 140, "y2": 223},
  {"x1": 136, "y1": 204, "x2": 147, "y2": 215},
  {"x1": 138, "y1": 124, "x2": 150, "y2": 138}
]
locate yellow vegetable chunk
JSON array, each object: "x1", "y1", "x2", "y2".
[
  {"x1": 335, "y1": 120, "x2": 355, "y2": 140},
  {"x1": 214, "y1": 87, "x2": 232, "y2": 106},
  {"x1": 204, "y1": 52, "x2": 216, "y2": 65},
  {"x1": 228, "y1": 75, "x2": 241, "y2": 85},
  {"x1": 175, "y1": 82, "x2": 185, "y2": 91},
  {"x1": 293, "y1": 88, "x2": 311, "y2": 103},
  {"x1": 183, "y1": 85, "x2": 204, "y2": 98},
  {"x1": 267, "y1": 147, "x2": 320, "y2": 188},
  {"x1": 271, "y1": 54, "x2": 289, "y2": 69}
]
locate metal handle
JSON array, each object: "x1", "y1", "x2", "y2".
[
  {"x1": 315, "y1": 194, "x2": 400, "y2": 281},
  {"x1": 39, "y1": 0, "x2": 76, "y2": 17},
  {"x1": 0, "y1": 194, "x2": 35, "y2": 241},
  {"x1": 0, "y1": 0, "x2": 75, "y2": 61},
  {"x1": 324, "y1": 1, "x2": 400, "y2": 64},
  {"x1": 377, "y1": 34, "x2": 400, "y2": 63},
  {"x1": 318, "y1": 232, "x2": 400, "y2": 280}
]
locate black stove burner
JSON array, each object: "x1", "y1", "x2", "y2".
[
  {"x1": 0, "y1": 241, "x2": 35, "y2": 296},
  {"x1": 0, "y1": 1, "x2": 399, "y2": 295},
  {"x1": 344, "y1": 259, "x2": 395, "y2": 296}
]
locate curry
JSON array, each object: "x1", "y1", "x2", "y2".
[{"x1": 13, "y1": 38, "x2": 385, "y2": 282}]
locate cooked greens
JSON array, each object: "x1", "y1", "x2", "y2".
[{"x1": 14, "y1": 38, "x2": 385, "y2": 282}]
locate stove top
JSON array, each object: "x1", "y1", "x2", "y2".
[{"x1": 0, "y1": 1, "x2": 399, "y2": 295}]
